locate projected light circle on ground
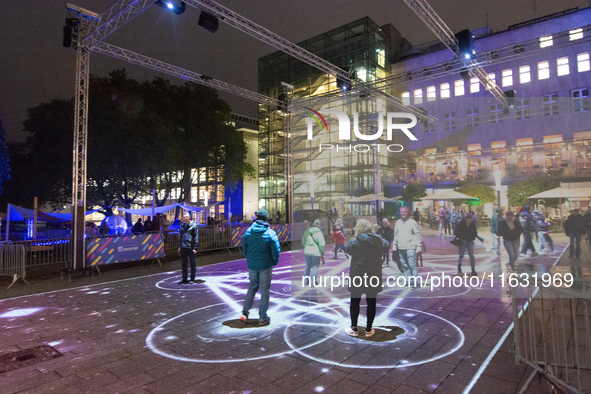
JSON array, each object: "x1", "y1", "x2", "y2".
[
  {"x1": 284, "y1": 306, "x2": 465, "y2": 369},
  {"x1": 155, "y1": 274, "x2": 292, "y2": 293},
  {"x1": 146, "y1": 301, "x2": 342, "y2": 363}
]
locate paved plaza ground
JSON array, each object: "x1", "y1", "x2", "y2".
[{"x1": 0, "y1": 229, "x2": 588, "y2": 393}]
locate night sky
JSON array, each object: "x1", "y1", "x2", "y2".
[{"x1": 1, "y1": 0, "x2": 589, "y2": 142}]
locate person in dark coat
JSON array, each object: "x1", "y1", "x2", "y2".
[
  {"x1": 413, "y1": 208, "x2": 420, "y2": 222},
  {"x1": 519, "y1": 205, "x2": 537, "y2": 257},
  {"x1": 455, "y1": 213, "x2": 483, "y2": 276},
  {"x1": 565, "y1": 208, "x2": 584, "y2": 258},
  {"x1": 343, "y1": 219, "x2": 390, "y2": 338},
  {"x1": 498, "y1": 211, "x2": 523, "y2": 270},
  {"x1": 178, "y1": 212, "x2": 199, "y2": 284},
  {"x1": 132, "y1": 218, "x2": 144, "y2": 234},
  {"x1": 377, "y1": 218, "x2": 394, "y2": 268}
]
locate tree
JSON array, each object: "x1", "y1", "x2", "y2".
[
  {"x1": 0, "y1": 118, "x2": 11, "y2": 196},
  {"x1": 401, "y1": 183, "x2": 427, "y2": 202},
  {"x1": 507, "y1": 178, "x2": 560, "y2": 208},
  {"x1": 457, "y1": 183, "x2": 495, "y2": 207}
]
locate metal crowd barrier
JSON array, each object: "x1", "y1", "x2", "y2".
[
  {"x1": 162, "y1": 227, "x2": 234, "y2": 253},
  {"x1": 512, "y1": 284, "x2": 591, "y2": 393},
  {"x1": 0, "y1": 244, "x2": 29, "y2": 288}
]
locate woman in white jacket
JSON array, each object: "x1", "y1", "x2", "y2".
[{"x1": 302, "y1": 219, "x2": 326, "y2": 286}]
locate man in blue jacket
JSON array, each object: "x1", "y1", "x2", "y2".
[
  {"x1": 178, "y1": 212, "x2": 199, "y2": 284},
  {"x1": 241, "y1": 209, "x2": 281, "y2": 326}
]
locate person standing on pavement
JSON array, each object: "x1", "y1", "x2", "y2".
[
  {"x1": 565, "y1": 209, "x2": 584, "y2": 258},
  {"x1": 241, "y1": 209, "x2": 281, "y2": 326},
  {"x1": 519, "y1": 205, "x2": 538, "y2": 257},
  {"x1": 178, "y1": 212, "x2": 199, "y2": 284},
  {"x1": 438, "y1": 209, "x2": 445, "y2": 236},
  {"x1": 490, "y1": 208, "x2": 502, "y2": 256},
  {"x1": 331, "y1": 225, "x2": 348, "y2": 259},
  {"x1": 302, "y1": 219, "x2": 326, "y2": 286},
  {"x1": 498, "y1": 211, "x2": 522, "y2": 271},
  {"x1": 377, "y1": 218, "x2": 394, "y2": 268},
  {"x1": 343, "y1": 219, "x2": 389, "y2": 338},
  {"x1": 450, "y1": 209, "x2": 461, "y2": 235},
  {"x1": 444, "y1": 209, "x2": 451, "y2": 235},
  {"x1": 413, "y1": 208, "x2": 420, "y2": 222},
  {"x1": 392, "y1": 206, "x2": 422, "y2": 290},
  {"x1": 455, "y1": 213, "x2": 483, "y2": 276}
]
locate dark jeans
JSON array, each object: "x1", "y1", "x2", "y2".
[
  {"x1": 543, "y1": 233, "x2": 554, "y2": 253},
  {"x1": 350, "y1": 293, "x2": 378, "y2": 330},
  {"x1": 521, "y1": 232, "x2": 536, "y2": 255},
  {"x1": 243, "y1": 267, "x2": 273, "y2": 322},
  {"x1": 180, "y1": 248, "x2": 196, "y2": 281},
  {"x1": 569, "y1": 232, "x2": 582, "y2": 257},
  {"x1": 452, "y1": 222, "x2": 457, "y2": 234},
  {"x1": 445, "y1": 222, "x2": 451, "y2": 235},
  {"x1": 334, "y1": 244, "x2": 347, "y2": 258}
]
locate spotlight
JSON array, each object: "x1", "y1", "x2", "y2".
[
  {"x1": 504, "y1": 89, "x2": 516, "y2": 108},
  {"x1": 156, "y1": 0, "x2": 185, "y2": 15},
  {"x1": 455, "y1": 29, "x2": 475, "y2": 60}
]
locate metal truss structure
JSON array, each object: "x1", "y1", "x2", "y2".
[
  {"x1": 281, "y1": 83, "x2": 294, "y2": 223},
  {"x1": 401, "y1": 0, "x2": 508, "y2": 107}
]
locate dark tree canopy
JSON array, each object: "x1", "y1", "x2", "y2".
[
  {"x1": 457, "y1": 183, "x2": 496, "y2": 207},
  {"x1": 400, "y1": 183, "x2": 427, "y2": 202},
  {"x1": 507, "y1": 178, "x2": 560, "y2": 208},
  {"x1": 8, "y1": 69, "x2": 253, "y2": 213}
]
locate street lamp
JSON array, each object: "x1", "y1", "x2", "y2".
[{"x1": 494, "y1": 169, "x2": 502, "y2": 208}]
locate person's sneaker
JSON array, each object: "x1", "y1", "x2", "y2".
[
  {"x1": 471, "y1": 270, "x2": 478, "y2": 276},
  {"x1": 364, "y1": 328, "x2": 375, "y2": 337},
  {"x1": 240, "y1": 313, "x2": 248, "y2": 323},
  {"x1": 188, "y1": 280, "x2": 194, "y2": 284},
  {"x1": 345, "y1": 326, "x2": 359, "y2": 337},
  {"x1": 258, "y1": 318, "x2": 270, "y2": 326},
  {"x1": 178, "y1": 280, "x2": 189, "y2": 284}
]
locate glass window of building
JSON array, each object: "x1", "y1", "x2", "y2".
[
  {"x1": 539, "y1": 35, "x2": 553, "y2": 48},
  {"x1": 441, "y1": 83, "x2": 450, "y2": 99},
  {"x1": 557, "y1": 57, "x2": 569, "y2": 76},
  {"x1": 427, "y1": 86, "x2": 436, "y2": 101},
  {"x1": 467, "y1": 143, "x2": 481, "y2": 156},
  {"x1": 486, "y1": 73, "x2": 496, "y2": 90},
  {"x1": 470, "y1": 77, "x2": 480, "y2": 93},
  {"x1": 402, "y1": 91, "x2": 410, "y2": 105},
  {"x1": 414, "y1": 89, "x2": 423, "y2": 104},
  {"x1": 502, "y1": 69, "x2": 513, "y2": 86},
  {"x1": 570, "y1": 28, "x2": 583, "y2": 41},
  {"x1": 544, "y1": 135, "x2": 563, "y2": 149},
  {"x1": 516, "y1": 138, "x2": 534, "y2": 151},
  {"x1": 572, "y1": 88, "x2": 590, "y2": 112},
  {"x1": 490, "y1": 103, "x2": 504, "y2": 123},
  {"x1": 424, "y1": 121, "x2": 435, "y2": 133},
  {"x1": 543, "y1": 94, "x2": 559, "y2": 116},
  {"x1": 446, "y1": 146, "x2": 458, "y2": 153},
  {"x1": 444, "y1": 111, "x2": 456, "y2": 130},
  {"x1": 578, "y1": 53, "x2": 590, "y2": 72},
  {"x1": 515, "y1": 99, "x2": 531, "y2": 120},
  {"x1": 376, "y1": 48, "x2": 386, "y2": 67},
  {"x1": 519, "y1": 65, "x2": 531, "y2": 83},
  {"x1": 454, "y1": 80, "x2": 465, "y2": 96},
  {"x1": 538, "y1": 61, "x2": 550, "y2": 80},
  {"x1": 466, "y1": 107, "x2": 479, "y2": 127},
  {"x1": 491, "y1": 141, "x2": 506, "y2": 153},
  {"x1": 425, "y1": 148, "x2": 437, "y2": 157}
]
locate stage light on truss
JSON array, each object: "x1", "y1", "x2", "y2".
[
  {"x1": 156, "y1": 0, "x2": 185, "y2": 15},
  {"x1": 198, "y1": 11, "x2": 219, "y2": 33}
]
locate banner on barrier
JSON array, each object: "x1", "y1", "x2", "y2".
[{"x1": 86, "y1": 233, "x2": 164, "y2": 266}]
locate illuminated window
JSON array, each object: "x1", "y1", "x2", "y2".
[
  {"x1": 557, "y1": 57, "x2": 569, "y2": 76},
  {"x1": 578, "y1": 53, "x2": 590, "y2": 72},
  {"x1": 543, "y1": 94, "x2": 559, "y2": 116},
  {"x1": 467, "y1": 143, "x2": 481, "y2": 156},
  {"x1": 570, "y1": 28, "x2": 583, "y2": 41},
  {"x1": 490, "y1": 103, "x2": 504, "y2": 123},
  {"x1": 425, "y1": 148, "x2": 437, "y2": 156},
  {"x1": 538, "y1": 61, "x2": 550, "y2": 80},
  {"x1": 441, "y1": 83, "x2": 450, "y2": 99},
  {"x1": 446, "y1": 146, "x2": 458, "y2": 153},
  {"x1": 444, "y1": 111, "x2": 456, "y2": 130},
  {"x1": 486, "y1": 73, "x2": 496, "y2": 90},
  {"x1": 376, "y1": 49, "x2": 386, "y2": 67},
  {"x1": 572, "y1": 88, "x2": 590, "y2": 112},
  {"x1": 519, "y1": 65, "x2": 530, "y2": 83},
  {"x1": 402, "y1": 91, "x2": 410, "y2": 105},
  {"x1": 544, "y1": 135, "x2": 563, "y2": 149},
  {"x1": 516, "y1": 99, "x2": 530, "y2": 120},
  {"x1": 454, "y1": 80, "x2": 465, "y2": 96},
  {"x1": 357, "y1": 68, "x2": 367, "y2": 82},
  {"x1": 414, "y1": 89, "x2": 423, "y2": 104},
  {"x1": 540, "y1": 35, "x2": 553, "y2": 48},
  {"x1": 470, "y1": 77, "x2": 480, "y2": 93},
  {"x1": 427, "y1": 86, "x2": 436, "y2": 101},
  {"x1": 516, "y1": 138, "x2": 533, "y2": 151},
  {"x1": 466, "y1": 107, "x2": 479, "y2": 127},
  {"x1": 491, "y1": 141, "x2": 506, "y2": 154},
  {"x1": 502, "y1": 69, "x2": 513, "y2": 86}
]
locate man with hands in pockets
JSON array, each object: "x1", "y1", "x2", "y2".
[{"x1": 392, "y1": 206, "x2": 422, "y2": 290}]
